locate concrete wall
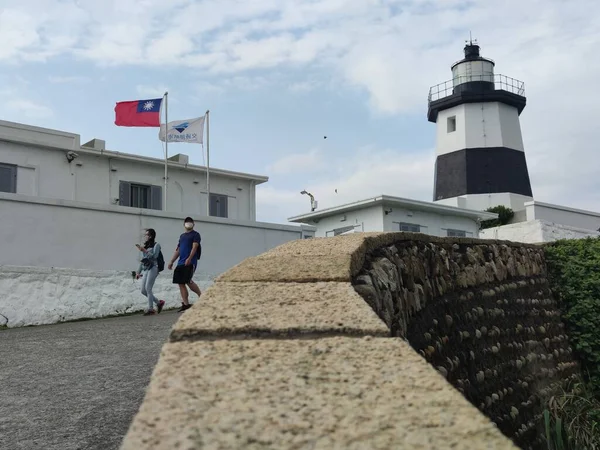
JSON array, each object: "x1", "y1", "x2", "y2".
[
  {"x1": 526, "y1": 201, "x2": 600, "y2": 232},
  {"x1": 302, "y1": 205, "x2": 385, "y2": 237},
  {"x1": 296, "y1": 204, "x2": 482, "y2": 238},
  {"x1": 434, "y1": 192, "x2": 533, "y2": 214},
  {"x1": 121, "y1": 232, "x2": 520, "y2": 450},
  {"x1": 382, "y1": 204, "x2": 479, "y2": 237},
  {"x1": 0, "y1": 193, "x2": 314, "y2": 327},
  {"x1": 435, "y1": 102, "x2": 525, "y2": 157},
  {"x1": 479, "y1": 219, "x2": 599, "y2": 243},
  {"x1": 0, "y1": 140, "x2": 255, "y2": 220}
]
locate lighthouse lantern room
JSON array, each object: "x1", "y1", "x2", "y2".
[{"x1": 428, "y1": 39, "x2": 533, "y2": 212}]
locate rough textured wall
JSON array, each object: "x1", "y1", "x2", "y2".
[
  {"x1": 352, "y1": 237, "x2": 580, "y2": 450},
  {"x1": 121, "y1": 233, "x2": 517, "y2": 450}
]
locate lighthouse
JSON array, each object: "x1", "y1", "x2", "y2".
[{"x1": 428, "y1": 40, "x2": 533, "y2": 212}]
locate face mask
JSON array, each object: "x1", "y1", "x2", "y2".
[{"x1": 184, "y1": 222, "x2": 194, "y2": 230}]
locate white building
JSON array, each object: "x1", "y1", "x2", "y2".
[
  {"x1": 0, "y1": 120, "x2": 315, "y2": 328},
  {"x1": 427, "y1": 41, "x2": 600, "y2": 242},
  {"x1": 288, "y1": 195, "x2": 497, "y2": 238},
  {"x1": 0, "y1": 119, "x2": 263, "y2": 220}
]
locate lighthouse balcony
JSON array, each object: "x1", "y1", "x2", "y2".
[{"x1": 427, "y1": 74, "x2": 526, "y2": 122}]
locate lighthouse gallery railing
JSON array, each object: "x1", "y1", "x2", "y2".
[{"x1": 428, "y1": 74, "x2": 525, "y2": 103}]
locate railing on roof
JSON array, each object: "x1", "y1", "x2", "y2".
[{"x1": 428, "y1": 74, "x2": 525, "y2": 103}]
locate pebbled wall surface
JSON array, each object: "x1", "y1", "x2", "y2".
[
  {"x1": 352, "y1": 237, "x2": 580, "y2": 449},
  {"x1": 120, "y1": 232, "x2": 520, "y2": 450}
]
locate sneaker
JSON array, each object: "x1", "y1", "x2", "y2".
[
  {"x1": 177, "y1": 303, "x2": 192, "y2": 313},
  {"x1": 157, "y1": 300, "x2": 165, "y2": 314},
  {"x1": 143, "y1": 310, "x2": 156, "y2": 316}
]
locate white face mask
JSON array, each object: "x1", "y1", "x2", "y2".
[{"x1": 184, "y1": 222, "x2": 194, "y2": 230}]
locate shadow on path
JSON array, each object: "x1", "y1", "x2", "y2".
[{"x1": 0, "y1": 311, "x2": 180, "y2": 450}]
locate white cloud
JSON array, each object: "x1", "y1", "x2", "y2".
[
  {"x1": 136, "y1": 84, "x2": 170, "y2": 98},
  {"x1": 266, "y1": 148, "x2": 323, "y2": 175},
  {"x1": 5, "y1": 99, "x2": 54, "y2": 118},
  {"x1": 257, "y1": 146, "x2": 435, "y2": 222}
]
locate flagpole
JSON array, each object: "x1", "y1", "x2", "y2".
[
  {"x1": 163, "y1": 92, "x2": 168, "y2": 211},
  {"x1": 206, "y1": 109, "x2": 210, "y2": 216}
]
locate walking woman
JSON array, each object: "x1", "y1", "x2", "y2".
[{"x1": 136, "y1": 228, "x2": 165, "y2": 316}]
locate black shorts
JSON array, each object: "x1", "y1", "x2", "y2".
[{"x1": 173, "y1": 264, "x2": 196, "y2": 285}]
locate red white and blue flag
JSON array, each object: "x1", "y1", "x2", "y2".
[{"x1": 114, "y1": 98, "x2": 163, "y2": 127}]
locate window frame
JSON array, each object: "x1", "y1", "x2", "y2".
[
  {"x1": 0, "y1": 163, "x2": 17, "y2": 193},
  {"x1": 209, "y1": 193, "x2": 228, "y2": 218}
]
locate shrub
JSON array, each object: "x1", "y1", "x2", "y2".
[
  {"x1": 544, "y1": 237, "x2": 600, "y2": 394},
  {"x1": 480, "y1": 205, "x2": 515, "y2": 229}
]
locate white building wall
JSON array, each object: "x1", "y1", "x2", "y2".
[
  {"x1": 480, "y1": 219, "x2": 599, "y2": 243},
  {"x1": 436, "y1": 103, "x2": 524, "y2": 156},
  {"x1": 0, "y1": 141, "x2": 254, "y2": 220},
  {"x1": 300, "y1": 205, "x2": 384, "y2": 237},
  {"x1": 383, "y1": 206, "x2": 480, "y2": 237},
  {"x1": 0, "y1": 193, "x2": 315, "y2": 327},
  {"x1": 526, "y1": 202, "x2": 600, "y2": 232}
]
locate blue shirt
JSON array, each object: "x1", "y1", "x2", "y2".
[{"x1": 177, "y1": 230, "x2": 201, "y2": 266}]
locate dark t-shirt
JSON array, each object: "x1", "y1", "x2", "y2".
[{"x1": 176, "y1": 230, "x2": 201, "y2": 266}]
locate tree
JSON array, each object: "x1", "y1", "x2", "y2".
[{"x1": 480, "y1": 205, "x2": 514, "y2": 229}]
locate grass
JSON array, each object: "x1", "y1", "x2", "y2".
[{"x1": 543, "y1": 377, "x2": 600, "y2": 450}]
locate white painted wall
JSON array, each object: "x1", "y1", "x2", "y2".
[
  {"x1": 526, "y1": 202, "x2": 600, "y2": 232},
  {"x1": 436, "y1": 105, "x2": 466, "y2": 156},
  {"x1": 435, "y1": 193, "x2": 533, "y2": 215},
  {"x1": 299, "y1": 205, "x2": 384, "y2": 237},
  {"x1": 0, "y1": 194, "x2": 315, "y2": 327},
  {"x1": 0, "y1": 141, "x2": 255, "y2": 220},
  {"x1": 480, "y1": 219, "x2": 599, "y2": 243},
  {"x1": 436, "y1": 102, "x2": 524, "y2": 156},
  {"x1": 382, "y1": 205, "x2": 479, "y2": 237},
  {"x1": 293, "y1": 203, "x2": 481, "y2": 238}
]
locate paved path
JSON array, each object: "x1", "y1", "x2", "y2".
[{"x1": 0, "y1": 311, "x2": 180, "y2": 450}]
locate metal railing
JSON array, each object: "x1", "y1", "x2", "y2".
[{"x1": 428, "y1": 74, "x2": 525, "y2": 103}]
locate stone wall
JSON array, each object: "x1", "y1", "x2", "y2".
[
  {"x1": 352, "y1": 237, "x2": 580, "y2": 450},
  {"x1": 121, "y1": 233, "x2": 518, "y2": 450}
]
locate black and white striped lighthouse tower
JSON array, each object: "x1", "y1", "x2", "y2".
[{"x1": 427, "y1": 39, "x2": 533, "y2": 211}]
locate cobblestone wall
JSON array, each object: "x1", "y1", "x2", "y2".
[{"x1": 352, "y1": 239, "x2": 580, "y2": 450}]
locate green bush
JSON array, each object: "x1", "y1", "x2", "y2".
[
  {"x1": 480, "y1": 205, "x2": 515, "y2": 229},
  {"x1": 544, "y1": 237, "x2": 600, "y2": 394}
]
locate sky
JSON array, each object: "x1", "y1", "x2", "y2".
[{"x1": 1, "y1": 0, "x2": 600, "y2": 224}]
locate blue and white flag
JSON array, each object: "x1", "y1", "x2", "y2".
[{"x1": 159, "y1": 116, "x2": 205, "y2": 144}]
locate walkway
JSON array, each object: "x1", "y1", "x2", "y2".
[{"x1": 0, "y1": 311, "x2": 179, "y2": 450}]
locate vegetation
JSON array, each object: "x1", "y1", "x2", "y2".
[
  {"x1": 545, "y1": 237, "x2": 600, "y2": 392},
  {"x1": 543, "y1": 237, "x2": 600, "y2": 450},
  {"x1": 543, "y1": 379, "x2": 600, "y2": 450},
  {"x1": 480, "y1": 205, "x2": 515, "y2": 229}
]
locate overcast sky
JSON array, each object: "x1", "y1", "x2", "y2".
[{"x1": 1, "y1": 0, "x2": 599, "y2": 223}]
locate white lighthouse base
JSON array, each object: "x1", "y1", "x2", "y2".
[{"x1": 434, "y1": 193, "x2": 533, "y2": 217}]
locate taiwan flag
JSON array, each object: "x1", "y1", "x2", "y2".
[{"x1": 114, "y1": 98, "x2": 163, "y2": 127}]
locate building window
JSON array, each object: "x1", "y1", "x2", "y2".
[
  {"x1": 119, "y1": 181, "x2": 162, "y2": 210},
  {"x1": 210, "y1": 193, "x2": 228, "y2": 218},
  {"x1": 0, "y1": 163, "x2": 17, "y2": 193},
  {"x1": 447, "y1": 229, "x2": 467, "y2": 237},
  {"x1": 398, "y1": 222, "x2": 421, "y2": 233},
  {"x1": 447, "y1": 115, "x2": 456, "y2": 133}
]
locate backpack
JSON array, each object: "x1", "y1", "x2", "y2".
[{"x1": 157, "y1": 250, "x2": 165, "y2": 272}]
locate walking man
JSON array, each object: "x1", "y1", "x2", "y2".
[{"x1": 168, "y1": 217, "x2": 202, "y2": 312}]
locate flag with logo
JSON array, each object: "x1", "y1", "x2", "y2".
[{"x1": 159, "y1": 116, "x2": 205, "y2": 144}]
